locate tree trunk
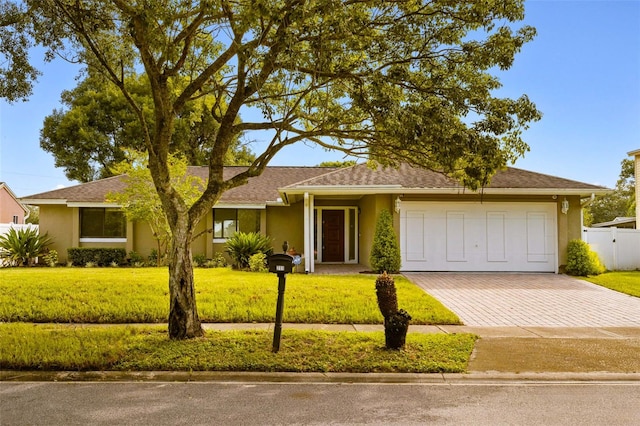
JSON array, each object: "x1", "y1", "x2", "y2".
[{"x1": 167, "y1": 220, "x2": 204, "y2": 339}]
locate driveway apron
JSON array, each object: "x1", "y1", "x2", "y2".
[{"x1": 403, "y1": 273, "x2": 640, "y2": 327}]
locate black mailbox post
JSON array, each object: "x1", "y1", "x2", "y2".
[
  {"x1": 268, "y1": 253, "x2": 294, "y2": 274},
  {"x1": 268, "y1": 253, "x2": 294, "y2": 352}
]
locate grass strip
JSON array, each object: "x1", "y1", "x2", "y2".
[
  {"x1": 582, "y1": 271, "x2": 640, "y2": 298},
  {"x1": 1, "y1": 323, "x2": 476, "y2": 373},
  {"x1": 0, "y1": 268, "x2": 460, "y2": 325}
]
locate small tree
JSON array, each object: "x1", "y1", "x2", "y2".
[
  {"x1": 370, "y1": 209, "x2": 401, "y2": 274},
  {"x1": 107, "y1": 150, "x2": 205, "y2": 266}
]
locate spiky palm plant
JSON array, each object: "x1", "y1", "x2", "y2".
[
  {"x1": 225, "y1": 232, "x2": 273, "y2": 270},
  {"x1": 0, "y1": 226, "x2": 53, "y2": 266}
]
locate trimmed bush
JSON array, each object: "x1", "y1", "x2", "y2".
[
  {"x1": 370, "y1": 209, "x2": 401, "y2": 273},
  {"x1": 128, "y1": 251, "x2": 145, "y2": 266},
  {"x1": 566, "y1": 239, "x2": 605, "y2": 276},
  {"x1": 375, "y1": 272, "x2": 398, "y2": 319},
  {"x1": 225, "y1": 232, "x2": 273, "y2": 270},
  {"x1": 67, "y1": 248, "x2": 127, "y2": 267}
]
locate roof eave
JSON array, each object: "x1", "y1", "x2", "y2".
[
  {"x1": 19, "y1": 198, "x2": 69, "y2": 205},
  {"x1": 280, "y1": 186, "x2": 611, "y2": 197},
  {"x1": 67, "y1": 202, "x2": 121, "y2": 208},
  {"x1": 213, "y1": 203, "x2": 267, "y2": 209}
]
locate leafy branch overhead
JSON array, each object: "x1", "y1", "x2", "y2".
[{"x1": 7, "y1": 0, "x2": 539, "y2": 191}]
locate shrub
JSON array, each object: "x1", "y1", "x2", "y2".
[
  {"x1": 67, "y1": 248, "x2": 127, "y2": 267},
  {"x1": 384, "y1": 309, "x2": 412, "y2": 350},
  {"x1": 370, "y1": 209, "x2": 401, "y2": 273},
  {"x1": 193, "y1": 253, "x2": 207, "y2": 267},
  {"x1": 127, "y1": 251, "x2": 145, "y2": 266},
  {"x1": 208, "y1": 253, "x2": 228, "y2": 268},
  {"x1": 374, "y1": 272, "x2": 411, "y2": 350},
  {"x1": 0, "y1": 226, "x2": 52, "y2": 266},
  {"x1": 248, "y1": 252, "x2": 268, "y2": 272},
  {"x1": 225, "y1": 232, "x2": 272, "y2": 270},
  {"x1": 42, "y1": 249, "x2": 58, "y2": 267},
  {"x1": 566, "y1": 239, "x2": 605, "y2": 276},
  {"x1": 148, "y1": 249, "x2": 166, "y2": 266}
]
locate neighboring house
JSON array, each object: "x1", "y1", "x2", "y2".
[
  {"x1": 0, "y1": 182, "x2": 29, "y2": 225},
  {"x1": 21, "y1": 163, "x2": 608, "y2": 273},
  {"x1": 591, "y1": 217, "x2": 636, "y2": 229}
]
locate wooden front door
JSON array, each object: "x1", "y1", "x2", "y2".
[{"x1": 322, "y1": 210, "x2": 345, "y2": 262}]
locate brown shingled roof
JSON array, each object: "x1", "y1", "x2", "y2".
[
  {"x1": 21, "y1": 166, "x2": 338, "y2": 205},
  {"x1": 284, "y1": 163, "x2": 608, "y2": 191},
  {"x1": 21, "y1": 163, "x2": 607, "y2": 205}
]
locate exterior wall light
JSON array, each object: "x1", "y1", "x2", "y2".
[
  {"x1": 561, "y1": 197, "x2": 569, "y2": 215},
  {"x1": 395, "y1": 196, "x2": 402, "y2": 213}
]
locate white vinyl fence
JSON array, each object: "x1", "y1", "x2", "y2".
[
  {"x1": 0, "y1": 223, "x2": 39, "y2": 237},
  {"x1": 582, "y1": 227, "x2": 640, "y2": 271}
]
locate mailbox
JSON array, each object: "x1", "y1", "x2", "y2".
[{"x1": 268, "y1": 253, "x2": 294, "y2": 274}]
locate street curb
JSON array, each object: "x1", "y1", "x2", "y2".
[{"x1": 2, "y1": 370, "x2": 639, "y2": 384}]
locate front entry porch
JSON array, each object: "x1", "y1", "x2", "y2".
[
  {"x1": 312, "y1": 263, "x2": 372, "y2": 275},
  {"x1": 301, "y1": 193, "x2": 360, "y2": 273}
]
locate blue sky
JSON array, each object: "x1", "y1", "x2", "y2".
[{"x1": 1, "y1": 0, "x2": 639, "y2": 197}]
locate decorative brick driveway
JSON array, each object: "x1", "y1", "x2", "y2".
[{"x1": 403, "y1": 273, "x2": 640, "y2": 327}]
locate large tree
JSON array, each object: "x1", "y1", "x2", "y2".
[
  {"x1": 40, "y1": 72, "x2": 255, "y2": 182},
  {"x1": 3, "y1": 0, "x2": 540, "y2": 339}
]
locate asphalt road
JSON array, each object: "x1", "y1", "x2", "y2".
[{"x1": 2, "y1": 381, "x2": 639, "y2": 425}]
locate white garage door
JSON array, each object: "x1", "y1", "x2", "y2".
[{"x1": 400, "y1": 202, "x2": 557, "y2": 272}]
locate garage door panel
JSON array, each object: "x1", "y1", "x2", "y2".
[
  {"x1": 526, "y1": 212, "x2": 548, "y2": 262},
  {"x1": 405, "y1": 212, "x2": 425, "y2": 261},
  {"x1": 486, "y1": 212, "x2": 507, "y2": 262},
  {"x1": 400, "y1": 202, "x2": 556, "y2": 272},
  {"x1": 446, "y1": 212, "x2": 466, "y2": 262}
]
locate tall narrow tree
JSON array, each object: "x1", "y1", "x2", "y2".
[{"x1": 2, "y1": 0, "x2": 541, "y2": 339}]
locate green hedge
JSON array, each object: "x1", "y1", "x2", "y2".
[{"x1": 67, "y1": 248, "x2": 127, "y2": 266}]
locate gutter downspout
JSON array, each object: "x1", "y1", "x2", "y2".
[
  {"x1": 580, "y1": 193, "x2": 596, "y2": 231},
  {"x1": 23, "y1": 206, "x2": 31, "y2": 223}
]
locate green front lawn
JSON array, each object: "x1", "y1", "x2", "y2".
[
  {"x1": 1, "y1": 323, "x2": 476, "y2": 373},
  {"x1": 582, "y1": 271, "x2": 640, "y2": 298},
  {"x1": 0, "y1": 267, "x2": 460, "y2": 325}
]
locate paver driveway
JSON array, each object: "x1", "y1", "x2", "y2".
[{"x1": 404, "y1": 273, "x2": 640, "y2": 327}]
